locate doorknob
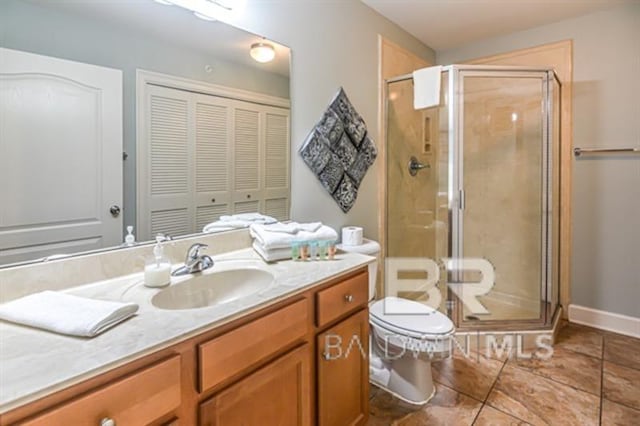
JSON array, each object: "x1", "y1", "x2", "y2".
[
  {"x1": 109, "y1": 205, "x2": 121, "y2": 217},
  {"x1": 408, "y1": 156, "x2": 430, "y2": 176}
]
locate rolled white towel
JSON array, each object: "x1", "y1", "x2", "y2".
[
  {"x1": 0, "y1": 291, "x2": 138, "y2": 337},
  {"x1": 220, "y1": 213, "x2": 277, "y2": 224},
  {"x1": 250, "y1": 223, "x2": 338, "y2": 250},
  {"x1": 252, "y1": 241, "x2": 291, "y2": 262}
]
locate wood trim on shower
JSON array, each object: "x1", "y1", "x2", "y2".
[
  {"x1": 465, "y1": 40, "x2": 573, "y2": 318},
  {"x1": 377, "y1": 35, "x2": 432, "y2": 298}
]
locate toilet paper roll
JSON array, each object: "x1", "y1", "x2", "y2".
[{"x1": 342, "y1": 226, "x2": 363, "y2": 246}]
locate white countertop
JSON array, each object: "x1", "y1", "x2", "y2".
[{"x1": 0, "y1": 248, "x2": 374, "y2": 413}]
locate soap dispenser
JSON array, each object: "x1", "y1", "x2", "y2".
[
  {"x1": 144, "y1": 235, "x2": 171, "y2": 288},
  {"x1": 124, "y1": 226, "x2": 136, "y2": 246}
]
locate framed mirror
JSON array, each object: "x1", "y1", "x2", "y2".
[{"x1": 0, "y1": 0, "x2": 291, "y2": 267}]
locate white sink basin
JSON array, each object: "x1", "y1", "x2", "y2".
[{"x1": 152, "y1": 267, "x2": 274, "y2": 310}]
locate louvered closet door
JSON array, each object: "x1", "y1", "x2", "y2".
[
  {"x1": 262, "y1": 107, "x2": 290, "y2": 221},
  {"x1": 193, "y1": 94, "x2": 233, "y2": 232},
  {"x1": 232, "y1": 104, "x2": 262, "y2": 214},
  {"x1": 142, "y1": 85, "x2": 193, "y2": 240}
]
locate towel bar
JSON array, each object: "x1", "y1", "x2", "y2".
[{"x1": 574, "y1": 147, "x2": 640, "y2": 157}]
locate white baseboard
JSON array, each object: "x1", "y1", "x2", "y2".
[{"x1": 568, "y1": 304, "x2": 640, "y2": 338}]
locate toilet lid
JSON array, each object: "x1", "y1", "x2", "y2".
[{"x1": 370, "y1": 297, "x2": 454, "y2": 337}]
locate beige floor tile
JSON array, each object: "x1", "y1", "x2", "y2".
[
  {"x1": 509, "y1": 346, "x2": 602, "y2": 395},
  {"x1": 603, "y1": 332, "x2": 640, "y2": 370},
  {"x1": 554, "y1": 322, "x2": 603, "y2": 359},
  {"x1": 367, "y1": 383, "x2": 482, "y2": 426},
  {"x1": 486, "y1": 364, "x2": 600, "y2": 425},
  {"x1": 601, "y1": 398, "x2": 640, "y2": 426},
  {"x1": 474, "y1": 404, "x2": 530, "y2": 425},
  {"x1": 395, "y1": 384, "x2": 482, "y2": 426},
  {"x1": 368, "y1": 386, "x2": 421, "y2": 425},
  {"x1": 603, "y1": 361, "x2": 640, "y2": 410},
  {"x1": 431, "y1": 350, "x2": 504, "y2": 401}
]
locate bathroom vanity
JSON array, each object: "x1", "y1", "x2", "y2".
[{"x1": 0, "y1": 248, "x2": 372, "y2": 426}]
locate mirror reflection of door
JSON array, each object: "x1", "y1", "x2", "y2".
[{"x1": 0, "y1": 48, "x2": 123, "y2": 265}]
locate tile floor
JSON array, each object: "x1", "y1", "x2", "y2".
[{"x1": 368, "y1": 322, "x2": 640, "y2": 425}]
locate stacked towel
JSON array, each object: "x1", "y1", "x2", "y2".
[
  {"x1": 252, "y1": 241, "x2": 291, "y2": 262},
  {"x1": 250, "y1": 222, "x2": 337, "y2": 250},
  {"x1": 0, "y1": 291, "x2": 139, "y2": 337},
  {"x1": 250, "y1": 222, "x2": 338, "y2": 261},
  {"x1": 220, "y1": 213, "x2": 276, "y2": 223},
  {"x1": 203, "y1": 213, "x2": 277, "y2": 233}
]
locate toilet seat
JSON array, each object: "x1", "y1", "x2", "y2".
[{"x1": 370, "y1": 297, "x2": 454, "y2": 339}]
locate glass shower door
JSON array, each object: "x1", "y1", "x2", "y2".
[
  {"x1": 456, "y1": 71, "x2": 549, "y2": 324},
  {"x1": 385, "y1": 72, "x2": 450, "y2": 315}
]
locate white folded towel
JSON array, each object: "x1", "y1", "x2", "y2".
[
  {"x1": 260, "y1": 222, "x2": 300, "y2": 234},
  {"x1": 259, "y1": 221, "x2": 322, "y2": 234},
  {"x1": 219, "y1": 213, "x2": 277, "y2": 224},
  {"x1": 203, "y1": 220, "x2": 251, "y2": 233},
  {"x1": 250, "y1": 223, "x2": 338, "y2": 250},
  {"x1": 297, "y1": 222, "x2": 322, "y2": 232},
  {"x1": 252, "y1": 241, "x2": 291, "y2": 262},
  {"x1": 413, "y1": 66, "x2": 442, "y2": 109},
  {"x1": 0, "y1": 291, "x2": 139, "y2": 337}
]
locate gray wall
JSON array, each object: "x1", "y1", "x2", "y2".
[
  {"x1": 1, "y1": 0, "x2": 290, "y2": 231},
  {"x1": 437, "y1": 3, "x2": 640, "y2": 317},
  {"x1": 226, "y1": 0, "x2": 435, "y2": 242}
]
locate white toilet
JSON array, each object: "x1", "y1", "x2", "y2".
[{"x1": 338, "y1": 238, "x2": 455, "y2": 405}]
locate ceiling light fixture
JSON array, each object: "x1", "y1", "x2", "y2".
[{"x1": 250, "y1": 42, "x2": 276, "y2": 63}]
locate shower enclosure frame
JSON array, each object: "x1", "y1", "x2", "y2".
[{"x1": 385, "y1": 65, "x2": 562, "y2": 331}]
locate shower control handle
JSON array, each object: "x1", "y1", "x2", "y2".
[{"x1": 408, "y1": 156, "x2": 429, "y2": 176}]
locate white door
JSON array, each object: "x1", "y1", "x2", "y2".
[{"x1": 0, "y1": 48, "x2": 123, "y2": 265}]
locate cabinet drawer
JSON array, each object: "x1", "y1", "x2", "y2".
[
  {"x1": 316, "y1": 271, "x2": 368, "y2": 328},
  {"x1": 198, "y1": 299, "x2": 308, "y2": 393},
  {"x1": 22, "y1": 356, "x2": 181, "y2": 426}
]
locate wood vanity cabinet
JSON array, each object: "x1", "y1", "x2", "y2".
[
  {"x1": 1, "y1": 267, "x2": 369, "y2": 426},
  {"x1": 199, "y1": 344, "x2": 312, "y2": 425},
  {"x1": 17, "y1": 356, "x2": 182, "y2": 426},
  {"x1": 317, "y1": 310, "x2": 369, "y2": 426}
]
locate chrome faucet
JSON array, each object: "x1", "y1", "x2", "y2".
[{"x1": 171, "y1": 243, "x2": 214, "y2": 276}]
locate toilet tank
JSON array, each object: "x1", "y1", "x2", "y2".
[{"x1": 337, "y1": 238, "x2": 380, "y2": 301}]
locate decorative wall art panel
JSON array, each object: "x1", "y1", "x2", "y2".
[{"x1": 299, "y1": 88, "x2": 377, "y2": 212}]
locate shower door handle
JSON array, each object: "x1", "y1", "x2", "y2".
[
  {"x1": 408, "y1": 156, "x2": 429, "y2": 176},
  {"x1": 459, "y1": 190, "x2": 465, "y2": 210}
]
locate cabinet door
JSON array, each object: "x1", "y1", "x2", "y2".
[
  {"x1": 199, "y1": 344, "x2": 311, "y2": 426},
  {"x1": 317, "y1": 309, "x2": 369, "y2": 426}
]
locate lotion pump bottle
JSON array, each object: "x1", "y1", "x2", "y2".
[{"x1": 144, "y1": 235, "x2": 171, "y2": 288}]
